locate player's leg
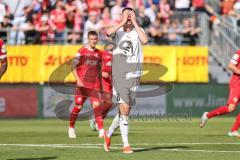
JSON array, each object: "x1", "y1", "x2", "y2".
[
  {"x1": 119, "y1": 102, "x2": 133, "y2": 154},
  {"x1": 68, "y1": 95, "x2": 86, "y2": 138},
  {"x1": 229, "y1": 113, "x2": 240, "y2": 137},
  {"x1": 104, "y1": 112, "x2": 120, "y2": 152},
  {"x1": 229, "y1": 92, "x2": 240, "y2": 137},
  {"x1": 200, "y1": 88, "x2": 238, "y2": 128},
  {"x1": 92, "y1": 100, "x2": 105, "y2": 138},
  {"x1": 200, "y1": 103, "x2": 237, "y2": 128},
  {"x1": 107, "y1": 112, "x2": 120, "y2": 137},
  {"x1": 102, "y1": 91, "x2": 113, "y2": 119}
]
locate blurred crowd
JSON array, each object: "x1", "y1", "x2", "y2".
[{"x1": 0, "y1": 0, "x2": 232, "y2": 45}]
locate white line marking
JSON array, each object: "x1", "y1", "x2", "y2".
[
  {"x1": 161, "y1": 149, "x2": 240, "y2": 153},
  {"x1": 0, "y1": 144, "x2": 144, "y2": 150},
  {"x1": 1, "y1": 143, "x2": 240, "y2": 153},
  {"x1": 1, "y1": 142, "x2": 240, "y2": 146}
]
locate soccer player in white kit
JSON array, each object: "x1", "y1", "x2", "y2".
[{"x1": 103, "y1": 7, "x2": 148, "y2": 154}]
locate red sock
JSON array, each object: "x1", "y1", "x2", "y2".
[
  {"x1": 93, "y1": 107, "x2": 103, "y2": 130},
  {"x1": 231, "y1": 114, "x2": 240, "y2": 132},
  {"x1": 69, "y1": 107, "x2": 81, "y2": 128},
  {"x1": 207, "y1": 105, "x2": 229, "y2": 118}
]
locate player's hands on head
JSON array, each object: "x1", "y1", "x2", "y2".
[
  {"x1": 121, "y1": 10, "x2": 130, "y2": 25},
  {"x1": 130, "y1": 11, "x2": 137, "y2": 26},
  {"x1": 102, "y1": 72, "x2": 109, "y2": 78}
]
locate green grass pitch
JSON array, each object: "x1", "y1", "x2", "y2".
[{"x1": 0, "y1": 118, "x2": 240, "y2": 160}]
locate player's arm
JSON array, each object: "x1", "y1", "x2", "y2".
[
  {"x1": 0, "y1": 58, "x2": 7, "y2": 79},
  {"x1": 71, "y1": 55, "x2": 83, "y2": 87},
  {"x1": 106, "y1": 11, "x2": 129, "y2": 38},
  {"x1": 228, "y1": 53, "x2": 240, "y2": 75},
  {"x1": 130, "y1": 11, "x2": 149, "y2": 45}
]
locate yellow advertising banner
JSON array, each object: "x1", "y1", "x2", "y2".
[
  {"x1": 0, "y1": 45, "x2": 208, "y2": 83},
  {"x1": 142, "y1": 46, "x2": 177, "y2": 82},
  {"x1": 176, "y1": 46, "x2": 209, "y2": 82}
]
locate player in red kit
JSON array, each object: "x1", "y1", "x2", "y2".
[
  {"x1": 68, "y1": 31, "x2": 105, "y2": 138},
  {"x1": 200, "y1": 50, "x2": 240, "y2": 137},
  {"x1": 88, "y1": 43, "x2": 114, "y2": 131},
  {"x1": 100, "y1": 43, "x2": 115, "y2": 121},
  {"x1": 0, "y1": 39, "x2": 7, "y2": 80}
]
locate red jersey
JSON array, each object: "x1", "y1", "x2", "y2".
[
  {"x1": 86, "y1": 0, "x2": 104, "y2": 15},
  {"x1": 50, "y1": 9, "x2": 67, "y2": 32},
  {"x1": 192, "y1": 0, "x2": 205, "y2": 8},
  {"x1": 229, "y1": 50, "x2": 240, "y2": 89},
  {"x1": 75, "y1": 46, "x2": 102, "y2": 89},
  {"x1": 0, "y1": 39, "x2": 7, "y2": 61},
  {"x1": 102, "y1": 51, "x2": 112, "y2": 92}
]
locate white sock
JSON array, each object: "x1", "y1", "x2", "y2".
[
  {"x1": 119, "y1": 115, "x2": 129, "y2": 147},
  {"x1": 107, "y1": 113, "x2": 120, "y2": 137}
]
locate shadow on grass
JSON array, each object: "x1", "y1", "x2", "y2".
[
  {"x1": 7, "y1": 156, "x2": 57, "y2": 160},
  {"x1": 134, "y1": 145, "x2": 189, "y2": 153},
  {"x1": 86, "y1": 133, "x2": 121, "y2": 137}
]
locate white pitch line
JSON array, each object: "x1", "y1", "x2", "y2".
[
  {"x1": 161, "y1": 149, "x2": 240, "y2": 153},
  {"x1": 1, "y1": 143, "x2": 240, "y2": 153},
  {"x1": 0, "y1": 144, "x2": 144, "y2": 150},
  {"x1": 1, "y1": 142, "x2": 240, "y2": 146},
  {"x1": 134, "y1": 142, "x2": 240, "y2": 145},
  {"x1": 0, "y1": 144, "x2": 239, "y2": 153}
]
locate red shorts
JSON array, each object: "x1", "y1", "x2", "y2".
[
  {"x1": 75, "y1": 87, "x2": 101, "y2": 105},
  {"x1": 227, "y1": 87, "x2": 240, "y2": 105}
]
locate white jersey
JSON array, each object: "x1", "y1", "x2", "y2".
[{"x1": 112, "y1": 27, "x2": 144, "y2": 78}]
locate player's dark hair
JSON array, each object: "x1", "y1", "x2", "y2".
[
  {"x1": 122, "y1": 7, "x2": 135, "y2": 13},
  {"x1": 87, "y1": 31, "x2": 98, "y2": 37}
]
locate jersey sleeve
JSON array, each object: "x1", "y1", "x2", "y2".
[
  {"x1": 230, "y1": 50, "x2": 240, "y2": 65},
  {"x1": 74, "y1": 48, "x2": 85, "y2": 59},
  {"x1": 0, "y1": 42, "x2": 7, "y2": 60}
]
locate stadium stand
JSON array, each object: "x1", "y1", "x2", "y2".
[{"x1": 0, "y1": 0, "x2": 211, "y2": 45}]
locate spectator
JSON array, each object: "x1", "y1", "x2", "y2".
[
  {"x1": 74, "y1": 0, "x2": 87, "y2": 13},
  {"x1": 21, "y1": 19, "x2": 35, "y2": 44},
  {"x1": 67, "y1": 30, "x2": 81, "y2": 43},
  {"x1": 158, "y1": 0, "x2": 173, "y2": 23},
  {"x1": 0, "y1": 15, "x2": 12, "y2": 42},
  {"x1": 174, "y1": 0, "x2": 191, "y2": 11},
  {"x1": 0, "y1": 0, "x2": 7, "y2": 23},
  {"x1": 145, "y1": 4, "x2": 157, "y2": 23},
  {"x1": 148, "y1": 19, "x2": 167, "y2": 44},
  {"x1": 181, "y1": 18, "x2": 201, "y2": 45},
  {"x1": 104, "y1": 0, "x2": 115, "y2": 8},
  {"x1": 70, "y1": 8, "x2": 84, "y2": 43},
  {"x1": 137, "y1": 6, "x2": 151, "y2": 28},
  {"x1": 111, "y1": 0, "x2": 123, "y2": 23},
  {"x1": 31, "y1": 0, "x2": 42, "y2": 13},
  {"x1": 41, "y1": 0, "x2": 52, "y2": 12},
  {"x1": 169, "y1": 0, "x2": 176, "y2": 10},
  {"x1": 127, "y1": 0, "x2": 144, "y2": 11},
  {"x1": 9, "y1": 6, "x2": 29, "y2": 45},
  {"x1": 65, "y1": 0, "x2": 76, "y2": 29},
  {"x1": 191, "y1": 0, "x2": 216, "y2": 15},
  {"x1": 50, "y1": 1, "x2": 67, "y2": 43},
  {"x1": 86, "y1": 0, "x2": 104, "y2": 15},
  {"x1": 82, "y1": 11, "x2": 102, "y2": 44},
  {"x1": 100, "y1": 7, "x2": 115, "y2": 42},
  {"x1": 35, "y1": 14, "x2": 55, "y2": 44},
  {"x1": 220, "y1": 0, "x2": 235, "y2": 15},
  {"x1": 168, "y1": 19, "x2": 182, "y2": 45}
]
